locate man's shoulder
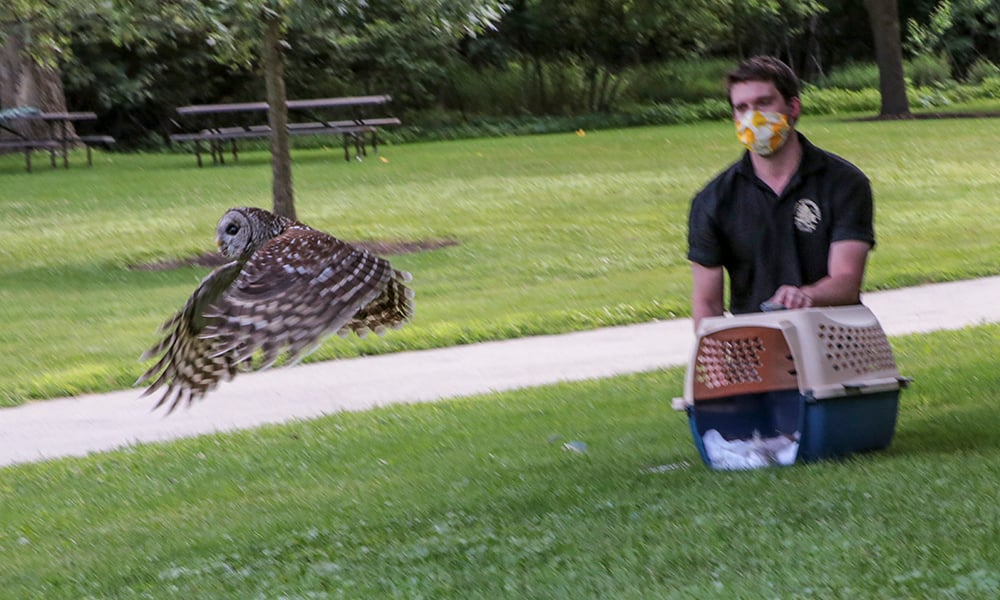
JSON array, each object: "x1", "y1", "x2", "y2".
[
  {"x1": 693, "y1": 157, "x2": 746, "y2": 204},
  {"x1": 801, "y1": 135, "x2": 869, "y2": 182}
]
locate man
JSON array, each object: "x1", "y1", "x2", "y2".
[{"x1": 687, "y1": 55, "x2": 874, "y2": 330}]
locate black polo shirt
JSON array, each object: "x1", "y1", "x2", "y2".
[{"x1": 687, "y1": 133, "x2": 874, "y2": 314}]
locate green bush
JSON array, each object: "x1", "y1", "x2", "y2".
[
  {"x1": 909, "y1": 86, "x2": 953, "y2": 109},
  {"x1": 801, "y1": 85, "x2": 881, "y2": 114},
  {"x1": 801, "y1": 79, "x2": 999, "y2": 114},
  {"x1": 625, "y1": 58, "x2": 733, "y2": 103},
  {"x1": 905, "y1": 53, "x2": 954, "y2": 86},
  {"x1": 980, "y1": 76, "x2": 1000, "y2": 99},
  {"x1": 817, "y1": 62, "x2": 880, "y2": 91},
  {"x1": 446, "y1": 61, "x2": 534, "y2": 116},
  {"x1": 336, "y1": 72, "x2": 1000, "y2": 147},
  {"x1": 965, "y1": 58, "x2": 1000, "y2": 84},
  {"x1": 817, "y1": 55, "x2": 953, "y2": 91},
  {"x1": 442, "y1": 56, "x2": 734, "y2": 117},
  {"x1": 907, "y1": 78, "x2": 1000, "y2": 109},
  {"x1": 445, "y1": 58, "x2": 593, "y2": 116},
  {"x1": 385, "y1": 98, "x2": 731, "y2": 144}
]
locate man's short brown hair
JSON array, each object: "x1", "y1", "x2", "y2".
[{"x1": 726, "y1": 56, "x2": 801, "y2": 105}]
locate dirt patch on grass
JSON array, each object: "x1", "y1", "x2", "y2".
[
  {"x1": 355, "y1": 238, "x2": 460, "y2": 256},
  {"x1": 131, "y1": 238, "x2": 459, "y2": 271}
]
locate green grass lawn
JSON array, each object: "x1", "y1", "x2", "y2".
[
  {"x1": 1, "y1": 116, "x2": 999, "y2": 406},
  {"x1": 1, "y1": 324, "x2": 999, "y2": 598}
]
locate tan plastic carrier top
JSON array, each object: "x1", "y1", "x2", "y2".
[{"x1": 680, "y1": 305, "x2": 905, "y2": 407}]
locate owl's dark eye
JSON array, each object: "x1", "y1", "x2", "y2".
[{"x1": 225, "y1": 224, "x2": 240, "y2": 235}]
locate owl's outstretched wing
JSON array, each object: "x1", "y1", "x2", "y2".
[
  {"x1": 199, "y1": 226, "x2": 410, "y2": 371},
  {"x1": 136, "y1": 260, "x2": 245, "y2": 413}
]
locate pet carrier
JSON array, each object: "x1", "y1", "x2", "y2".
[{"x1": 675, "y1": 305, "x2": 909, "y2": 469}]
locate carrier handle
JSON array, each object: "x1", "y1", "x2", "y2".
[{"x1": 841, "y1": 376, "x2": 911, "y2": 395}]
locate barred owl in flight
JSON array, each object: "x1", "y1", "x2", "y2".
[{"x1": 137, "y1": 207, "x2": 414, "y2": 412}]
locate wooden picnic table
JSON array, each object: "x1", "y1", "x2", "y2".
[
  {"x1": 0, "y1": 110, "x2": 115, "y2": 172},
  {"x1": 177, "y1": 95, "x2": 393, "y2": 115},
  {"x1": 170, "y1": 95, "x2": 401, "y2": 166}
]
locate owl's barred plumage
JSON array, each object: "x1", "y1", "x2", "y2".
[{"x1": 137, "y1": 207, "x2": 414, "y2": 413}]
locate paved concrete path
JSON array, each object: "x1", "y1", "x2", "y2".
[{"x1": 3, "y1": 276, "x2": 1000, "y2": 468}]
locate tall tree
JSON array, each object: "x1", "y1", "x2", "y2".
[
  {"x1": 7, "y1": 0, "x2": 505, "y2": 218},
  {"x1": 132, "y1": 0, "x2": 507, "y2": 218},
  {"x1": 0, "y1": 33, "x2": 67, "y2": 138},
  {"x1": 906, "y1": 0, "x2": 1000, "y2": 77},
  {"x1": 863, "y1": 0, "x2": 911, "y2": 117},
  {"x1": 261, "y1": 4, "x2": 295, "y2": 219},
  {"x1": 0, "y1": 1, "x2": 102, "y2": 137},
  {"x1": 722, "y1": 0, "x2": 827, "y2": 76},
  {"x1": 499, "y1": 0, "x2": 827, "y2": 113},
  {"x1": 500, "y1": 0, "x2": 732, "y2": 112}
]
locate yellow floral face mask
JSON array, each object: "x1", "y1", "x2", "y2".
[{"x1": 735, "y1": 110, "x2": 792, "y2": 156}]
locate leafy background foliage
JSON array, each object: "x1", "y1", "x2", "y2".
[{"x1": 4, "y1": 0, "x2": 985, "y2": 147}]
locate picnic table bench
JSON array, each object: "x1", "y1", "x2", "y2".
[
  {"x1": 169, "y1": 95, "x2": 401, "y2": 167},
  {"x1": 0, "y1": 108, "x2": 116, "y2": 172}
]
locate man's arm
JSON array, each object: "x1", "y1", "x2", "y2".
[
  {"x1": 691, "y1": 262, "x2": 725, "y2": 330},
  {"x1": 769, "y1": 239, "x2": 871, "y2": 309}
]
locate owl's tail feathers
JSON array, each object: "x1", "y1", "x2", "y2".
[
  {"x1": 338, "y1": 268, "x2": 414, "y2": 338},
  {"x1": 379, "y1": 268, "x2": 415, "y2": 327}
]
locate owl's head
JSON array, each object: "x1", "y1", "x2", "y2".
[{"x1": 216, "y1": 207, "x2": 291, "y2": 259}]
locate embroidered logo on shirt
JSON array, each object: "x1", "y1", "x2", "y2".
[{"x1": 794, "y1": 199, "x2": 821, "y2": 233}]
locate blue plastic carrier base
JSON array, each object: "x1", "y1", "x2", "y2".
[{"x1": 687, "y1": 388, "x2": 899, "y2": 468}]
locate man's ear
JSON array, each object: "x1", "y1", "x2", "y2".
[{"x1": 789, "y1": 96, "x2": 802, "y2": 124}]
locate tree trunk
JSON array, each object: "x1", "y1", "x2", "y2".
[
  {"x1": 595, "y1": 69, "x2": 612, "y2": 112},
  {"x1": 0, "y1": 32, "x2": 74, "y2": 139},
  {"x1": 532, "y1": 55, "x2": 547, "y2": 113},
  {"x1": 863, "y1": 0, "x2": 911, "y2": 118},
  {"x1": 807, "y1": 14, "x2": 824, "y2": 81},
  {"x1": 262, "y1": 9, "x2": 296, "y2": 221},
  {"x1": 584, "y1": 65, "x2": 598, "y2": 112},
  {"x1": 605, "y1": 74, "x2": 625, "y2": 112}
]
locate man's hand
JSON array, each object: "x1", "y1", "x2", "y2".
[
  {"x1": 765, "y1": 240, "x2": 871, "y2": 311},
  {"x1": 767, "y1": 285, "x2": 814, "y2": 310}
]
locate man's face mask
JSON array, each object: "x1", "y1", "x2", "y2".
[{"x1": 735, "y1": 110, "x2": 792, "y2": 156}]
